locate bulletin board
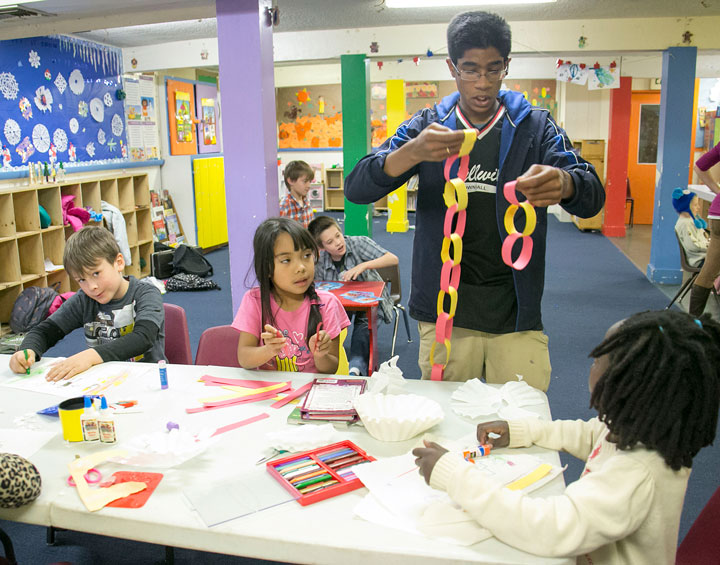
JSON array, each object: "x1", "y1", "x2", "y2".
[
  {"x1": 276, "y1": 84, "x2": 343, "y2": 149},
  {"x1": 195, "y1": 82, "x2": 222, "y2": 154},
  {"x1": 123, "y1": 73, "x2": 160, "y2": 161},
  {"x1": 0, "y1": 35, "x2": 127, "y2": 168},
  {"x1": 165, "y1": 78, "x2": 197, "y2": 156}
]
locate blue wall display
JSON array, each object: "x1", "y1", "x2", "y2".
[{"x1": 0, "y1": 35, "x2": 127, "y2": 170}]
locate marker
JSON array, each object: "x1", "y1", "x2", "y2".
[
  {"x1": 24, "y1": 349, "x2": 30, "y2": 375},
  {"x1": 293, "y1": 474, "x2": 332, "y2": 490}
]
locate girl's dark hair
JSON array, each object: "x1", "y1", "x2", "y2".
[
  {"x1": 253, "y1": 217, "x2": 322, "y2": 342},
  {"x1": 447, "y1": 11, "x2": 512, "y2": 63},
  {"x1": 590, "y1": 310, "x2": 720, "y2": 470}
]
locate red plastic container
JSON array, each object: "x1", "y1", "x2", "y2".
[{"x1": 266, "y1": 440, "x2": 374, "y2": 506}]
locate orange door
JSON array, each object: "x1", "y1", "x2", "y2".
[{"x1": 627, "y1": 91, "x2": 661, "y2": 224}]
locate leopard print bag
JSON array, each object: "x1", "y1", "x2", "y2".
[{"x1": 0, "y1": 453, "x2": 42, "y2": 508}]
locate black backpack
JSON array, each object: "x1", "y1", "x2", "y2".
[
  {"x1": 172, "y1": 245, "x2": 213, "y2": 277},
  {"x1": 10, "y1": 285, "x2": 60, "y2": 333}
]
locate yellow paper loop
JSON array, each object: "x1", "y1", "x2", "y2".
[
  {"x1": 443, "y1": 178, "x2": 468, "y2": 210},
  {"x1": 436, "y1": 287, "x2": 458, "y2": 318},
  {"x1": 429, "y1": 339, "x2": 451, "y2": 368},
  {"x1": 459, "y1": 129, "x2": 477, "y2": 157},
  {"x1": 440, "y1": 234, "x2": 463, "y2": 266}
]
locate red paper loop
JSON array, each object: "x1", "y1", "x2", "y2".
[
  {"x1": 444, "y1": 155, "x2": 457, "y2": 181},
  {"x1": 435, "y1": 312, "x2": 455, "y2": 344},
  {"x1": 443, "y1": 204, "x2": 458, "y2": 238},
  {"x1": 440, "y1": 261, "x2": 461, "y2": 292},
  {"x1": 501, "y1": 232, "x2": 534, "y2": 271},
  {"x1": 430, "y1": 364, "x2": 444, "y2": 381},
  {"x1": 503, "y1": 180, "x2": 519, "y2": 205},
  {"x1": 443, "y1": 154, "x2": 470, "y2": 182}
]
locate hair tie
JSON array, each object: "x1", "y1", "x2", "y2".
[{"x1": 695, "y1": 319, "x2": 703, "y2": 329}]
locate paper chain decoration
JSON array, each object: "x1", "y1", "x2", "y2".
[
  {"x1": 501, "y1": 180, "x2": 536, "y2": 270},
  {"x1": 430, "y1": 129, "x2": 476, "y2": 381},
  {"x1": 430, "y1": 133, "x2": 537, "y2": 381}
]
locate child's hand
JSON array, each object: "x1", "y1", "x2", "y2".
[
  {"x1": 46, "y1": 349, "x2": 102, "y2": 381},
  {"x1": 309, "y1": 330, "x2": 331, "y2": 357},
  {"x1": 261, "y1": 324, "x2": 286, "y2": 357},
  {"x1": 340, "y1": 264, "x2": 366, "y2": 281},
  {"x1": 9, "y1": 349, "x2": 35, "y2": 374},
  {"x1": 412, "y1": 440, "x2": 449, "y2": 485},
  {"x1": 477, "y1": 420, "x2": 510, "y2": 448}
]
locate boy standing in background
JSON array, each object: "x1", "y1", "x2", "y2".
[
  {"x1": 309, "y1": 215, "x2": 398, "y2": 375},
  {"x1": 279, "y1": 160, "x2": 316, "y2": 228},
  {"x1": 9, "y1": 226, "x2": 165, "y2": 381}
]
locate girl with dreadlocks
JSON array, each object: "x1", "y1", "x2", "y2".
[
  {"x1": 413, "y1": 310, "x2": 720, "y2": 564},
  {"x1": 233, "y1": 217, "x2": 349, "y2": 373}
]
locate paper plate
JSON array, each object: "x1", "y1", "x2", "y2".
[{"x1": 354, "y1": 393, "x2": 444, "y2": 442}]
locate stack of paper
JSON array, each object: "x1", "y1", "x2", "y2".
[{"x1": 299, "y1": 378, "x2": 366, "y2": 422}]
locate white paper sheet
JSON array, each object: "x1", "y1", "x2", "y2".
[{"x1": 0, "y1": 428, "x2": 57, "y2": 459}]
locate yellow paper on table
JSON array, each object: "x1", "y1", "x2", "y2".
[
  {"x1": 68, "y1": 450, "x2": 146, "y2": 512},
  {"x1": 505, "y1": 463, "x2": 553, "y2": 491},
  {"x1": 199, "y1": 381, "x2": 290, "y2": 404}
]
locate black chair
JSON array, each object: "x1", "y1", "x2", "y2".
[
  {"x1": 625, "y1": 178, "x2": 635, "y2": 227},
  {"x1": 375, "y1": 265, "x2": 412, "y2": 357},
  {"x1": 0, "y1": 526, "x2": 17, "y2": 565},
  {"x1": 667, "y1": 232, "x2": 707, "y2": 309}
]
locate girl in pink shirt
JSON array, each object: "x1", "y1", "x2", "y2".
[{"x1": 233, "y1": 217, "x2": 349, "y2": 373}]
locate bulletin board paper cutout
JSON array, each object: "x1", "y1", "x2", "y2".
[
  {"x1": 196, "y1": 81, "x2": 222, "y2": 154},
  {"x1": 166, "y1": 78, "x2": 197, "y2": 156},
  {"x1": 123, "y1": 74, "x2": 159, "y2": 160},
  {"x1": 0, "y1": 35, "x2": 127, "y2": 169},
  {"x1": 556, "y1": 63, "x2": 589, "y2": 85},
  {"x1": 587, "y1": 66, "x2": 620, "y2": 90}
]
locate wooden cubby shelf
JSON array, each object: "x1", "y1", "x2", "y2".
[{"x1": 0, "y1": 172, "x2": 155, "y2": 335}]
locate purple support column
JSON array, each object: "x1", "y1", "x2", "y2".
[{"x1": 216, "y1": 0, "x2": 278, "y2": 313}]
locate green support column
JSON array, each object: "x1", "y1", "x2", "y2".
[{"x1": 341, "y1": 54, "x2": 372, "y2": 236}]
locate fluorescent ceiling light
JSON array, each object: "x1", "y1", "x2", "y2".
[
  {"x1": 0, "y1": 0, "x2": 46, "y2": 6},
  {"x1": 386, "y1": 0, "x2": 555, "y2": 7}
]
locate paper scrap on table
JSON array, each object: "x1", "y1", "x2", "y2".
[
  {"x1": 353, "y1": 453, "x2": 490, "y2": 546},
  {"x1": 112, "y1": 428, "x2": 218, "y2": 468},
  {"x1": 0, "y1": 428, "x2": 56, "y2": 459},
  {"x1": 265, "y1": 423, "x2": 340, "y2": 452},
  {"x1": 450, "y1": 379, "x2": 545, "y2": 419}
]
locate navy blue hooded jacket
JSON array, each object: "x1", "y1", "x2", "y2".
[{"x1": 345, "y1": 90, "x2": 605, "y2": 332}]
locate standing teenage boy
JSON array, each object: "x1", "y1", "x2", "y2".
[
  {"x1": 279, "y1": 160, "x2": 316, "y2": 228},
  {"x1": 9, "y1": 226, "x2": 165, "y2": 381},
  {"x1": 345, "y1": 11, "x2": 604, "y2": 390},
  {"x1": 309, "y1": 215, "x2": 397, "y2": 375}
]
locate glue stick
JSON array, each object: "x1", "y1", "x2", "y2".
[
  {"x1": 80, "y1": 396, "x2": 99, "y2": 442},
  {"x1": 159, "y1": 360, "x2": 168, "y2": 390},
  {"x1": 98, "y1": 396, "x2": 117, "y2": 444}
]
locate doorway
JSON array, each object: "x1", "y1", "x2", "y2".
[{"x1": 627, "y1": 91, "x2": 661, "y2": 225}]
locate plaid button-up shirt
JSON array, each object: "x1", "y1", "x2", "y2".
[{"x1": 279, "y1": 193, "x2": 315, "y2": 228}]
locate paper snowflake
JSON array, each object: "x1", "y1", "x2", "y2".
[
  {"x1": 69, "y1": 118, "x2": 79, "y2": 134},
  {"x1": 111, "y1": 113, "x2": 124, "y2": 136},
  {"x1": 28, "y1": 50, "x2": 40, "y2": 69},
  {"x1": 34, "y1": 86, "x2": 53, "y2": 113},
  {"x1": 89, "y1": 98, "x2": 104, "y2": 122},
  {"x1": 54, "y1": 73, "x2": 66, "y2": 94},
  {"x1": 97, "y1": 129, "x2": 106, "y2": 145},
  {"x1": 32, "y1": 124, "x2": 50, "y2": 153},
  {"x1": 103, "y1": 92, "x2": 113, "y2": 107},
  {"x1": 53, "y1": 128, "x2": 68, "y2": 152},
  {"x1": 86, "y1": 141, "x2": 95, "y2": 158},
  {"x1": 69, "y1": 69, "x2": 84, "y2": 95},
  {"x1": 0, "y1": 72, "x2": 19, "y2": 100},
  {"x1": 3, "y1": 119, "x2": 21, "y2": 145},
  {"x1": 78, "y1": 100, "x2": 88, "y2": 118}
]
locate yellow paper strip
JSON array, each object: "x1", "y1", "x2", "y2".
[
  {"x1": 199, "y1": 382, "x2": 290, "y2": 404},
  {"x1": 505, "y1": 463, "x2": 553, "y2": 491}
]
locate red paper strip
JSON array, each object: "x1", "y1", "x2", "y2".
[
  {"x1": 270, "y1": 382, "x2": 313, "y2": 409},
  {"x1": 200, "y1": 375, "x2": 286, "y2": 388},
  {"x1": 204, "y1": 386, "x2": 290, "y2": 408},
  {"x1": 211, "y1": 413, "x2": 270, "y2": 437}
]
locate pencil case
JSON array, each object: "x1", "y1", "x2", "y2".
[{"x1": 266, "y1": 440, "x2": 374, "y2": 506}]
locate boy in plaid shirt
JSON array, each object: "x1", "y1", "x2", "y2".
[
  {"x1": 309, "y1": 215, "x2": 398, "y2": 375},
  {"x1": 279, "y1": 160, "x2": 315, "y2": 228}
]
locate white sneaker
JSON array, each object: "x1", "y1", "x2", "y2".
[{"x1": 348, "y1": 367, "x2": 361, "y2": 376}]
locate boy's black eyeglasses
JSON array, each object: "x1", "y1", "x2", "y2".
[{"x1": 450, "y1": 60, "x2": 507, "y2": 83}]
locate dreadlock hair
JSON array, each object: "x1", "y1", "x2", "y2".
[
  {"x1": 589, "y1": 310, "x2": 720, "y2": 471},
  {"x1": 252, "y1": 217, "x2": 322, "y2": 343}
]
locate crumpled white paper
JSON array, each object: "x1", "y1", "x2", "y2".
[
  {"x1": 265, "y1": 423, "x2": 340, "y2": 452},
  {"x1": 367, "y1": 355, "x2": 406, "y2": 394},
  {"x1": 450, "y1": 379, "x2": 545, "y2": 420},
  {"x1": 112, "y1": 428, "x2": 218, "y2": 468}
]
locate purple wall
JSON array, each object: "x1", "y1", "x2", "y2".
[{"x1": 216, "y1": 0, "x2": 279, "y2": 313}]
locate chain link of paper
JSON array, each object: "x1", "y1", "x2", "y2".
[
  {"x1": 501, "y1": 181, "x2": 537, "y2": 271},
  {"x1": 431, "y1": 129, "x2": 476, "y2": 381}
]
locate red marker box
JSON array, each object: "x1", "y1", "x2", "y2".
[{"x1": 266, "y1": 440, "x2": 374, "y2": 506}]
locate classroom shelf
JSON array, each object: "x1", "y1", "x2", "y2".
[{"x1": 0, "y1": 171, "x2": 154, "y2": 333}]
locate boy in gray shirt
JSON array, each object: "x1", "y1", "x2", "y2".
[{"x1": 9, "y1": 226, "x2": 165, "y2": 381}]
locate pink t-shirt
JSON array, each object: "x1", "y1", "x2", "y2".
[
  {"x1": 695, "y1": 143, "x2": 720, "y2": 218},
  {"x1": 232, "y1": 288, "x2": 350, "y2": 372}
]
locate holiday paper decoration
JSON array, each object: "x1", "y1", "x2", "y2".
[
  {"x1": 0, "y1": 72, "x2": 19, "y2": 100},
  {"x1": 4, "y1": 119, "x2": 21, "y2": 145}
]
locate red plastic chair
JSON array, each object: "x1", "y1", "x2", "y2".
[
  {"x1": 163, "y1": 303, "x2": 192, "y2": 365},
  {"x1": 676, "y1": 485, "x2": 720, "y2": 564},
  {"x1": 195, "y1": 325, "x2": 241, "y2": 367}
]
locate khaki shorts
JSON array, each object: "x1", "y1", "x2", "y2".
[{"x1": 418, "y1": 321, "x2": 551, "y2": 392}]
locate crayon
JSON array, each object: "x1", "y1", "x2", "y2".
[
  {"x1": 24, "y1": 349, "x2": 30, "y2": 375},
  {"x1": 318, "y1": 448, "x2": 356, "y2": 462},
  {"x1": 276, "y1": 458, "x2": 314, "y2": 473},
  {"x1": 298, "y1": 478, "x2": 338, "y2": 494},
  {"x1": 289, "y1": 468, "x2": 329, "y2": 484},
  {"x1": 293, "y1": 474, "x2": 332, "y2": 490},
  {"x1": 281, "y1": 465, "x2": 321, "y2": 480},
  {"x1": 328, "y1": 454, "x2": 365, "y2": 468}
]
